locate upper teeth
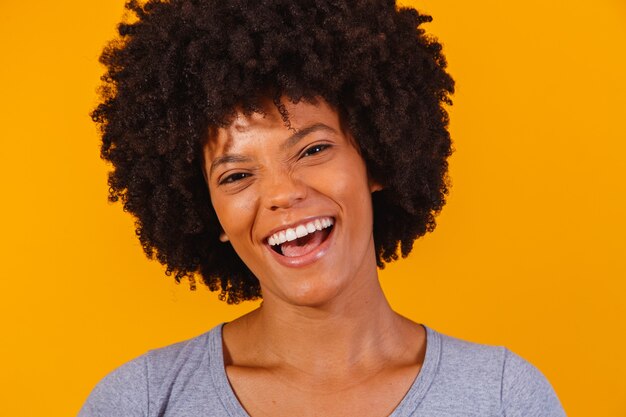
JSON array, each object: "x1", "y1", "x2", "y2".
[{"x1": 267, "y1": 217, "x2": 334, "y2": 246}]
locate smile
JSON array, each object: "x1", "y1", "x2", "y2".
[
  {"x1": 265, "y1": 216, "x2": 335, "y2": 265},
  {"x1": 267, "y1": 217, "x2": 333, "y2": 246}
]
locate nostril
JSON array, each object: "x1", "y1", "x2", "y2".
[{"x1": 266, "y1": 189, "x2": 306, "y2": 211}]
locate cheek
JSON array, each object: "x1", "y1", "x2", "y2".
[
  {"x1": 211, "y1": 192, "x2": 257, "y2": 237},
  {"x1": 308, "y1": 156, "x2": 373, "y2": 220}
]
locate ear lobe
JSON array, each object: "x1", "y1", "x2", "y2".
[
  {"x1": 219, "y1": 232, "x2": 230, "y2": 242},
  {"x1": 369, "y1": 179, "x2": 383, "y2": 193}
]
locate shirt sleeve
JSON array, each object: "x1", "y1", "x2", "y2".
[
  {"x1": 77, "y1": 354, "x2": 149, "y2": 417},
  {"x1": 501, "y1": 347, "x2": 567, "y2": 417}
]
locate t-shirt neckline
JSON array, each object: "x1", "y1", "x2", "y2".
[{"x1": 207, "y1": 322, "x2": 441, "y2": 417}]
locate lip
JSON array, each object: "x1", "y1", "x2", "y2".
[{"x1": 264, "y1": 220, "x2": 336, "y2": 268}]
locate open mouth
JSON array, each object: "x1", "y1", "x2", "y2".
[{"x1": 267, "y1": 217, "x2": 334, "y2": 258}]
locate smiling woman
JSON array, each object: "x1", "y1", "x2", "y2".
[
  {"x1": 204, "y1": 99, "x2": 382, "y2": 305},
  {"x1": 79, "y1": 0, "x2": 567, "y2": 416}
]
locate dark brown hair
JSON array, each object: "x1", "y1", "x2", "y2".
[{"x1": 93, "y1": 0, "x2": 455, "y2": 303}]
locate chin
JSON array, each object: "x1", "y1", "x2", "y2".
[{"x1": 273, "y1": 279, "x2": 346, "y2": 308}]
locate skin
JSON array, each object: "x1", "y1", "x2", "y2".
[{"x1": 202, "y1": 98, "x2": 427, "y2": 417}]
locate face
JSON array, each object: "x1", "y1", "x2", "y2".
[{"x1": 203, "y1": 98, "x2": 382, "y2": 308}]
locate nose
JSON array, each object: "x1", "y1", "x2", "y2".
[{"x1": 261, "y1": 172, "x2": 307, "y2": 211}]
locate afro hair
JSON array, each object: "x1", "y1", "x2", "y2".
[{"x1": 92, "y1": 0, "x2": 455, "y2": 303}]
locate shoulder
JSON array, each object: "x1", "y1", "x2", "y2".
[
  {"x1": 425, "y1": 329, "x2": 507, "y2": 414},
  {"x1": 500, "y1": 347, "x2": 567, "y2": 417},
  {"x1": 77, "y1": 352, "x2": 150, "y2": 417},
  {"x1": 425, "y1": 327, "x2": 566, "y2": 417},
  {"x1": 77, "y1": 327, "x2": 216, "y2": 417}
]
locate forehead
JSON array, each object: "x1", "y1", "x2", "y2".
[{"x1": 204, "y1": 98, "x2": 342, "y2": 157}]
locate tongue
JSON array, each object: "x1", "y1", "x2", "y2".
[{"x1": 281, "y1": 229, "x2": 328, "y2": 258}]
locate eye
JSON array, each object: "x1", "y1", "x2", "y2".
[
  {"x1": 301, "y1": 143, "x2": 331, "y2": 158},
  {"x1": 219, "y1": 172, "x2": 250, "y2": 185}
]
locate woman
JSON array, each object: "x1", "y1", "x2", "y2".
[{"x1": 80, "y1": 0, "x2": 567, "y2": 416}]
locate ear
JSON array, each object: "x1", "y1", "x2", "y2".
[
  {"x1": 219, "y1": 231, "x2": 230, "y2": 242},
  {"x1": 369, "y1": 178, "x2": 383, "y2": 193}
]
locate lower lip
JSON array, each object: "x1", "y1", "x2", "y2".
[{"x1": 265, "y1": 225, "x2": 335, "y2": 268}]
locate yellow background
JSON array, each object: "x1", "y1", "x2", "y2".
[{"x1": 0, "y1": 1, "x2": 624, "y2": 416}]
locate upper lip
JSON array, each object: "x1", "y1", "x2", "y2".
[{"x1": 262, "y1": 215, "x2": 335, "y2": 243}]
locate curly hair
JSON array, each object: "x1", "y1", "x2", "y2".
[{"x1": 92, "y1": 0, "x2": 454, "y2": 304}]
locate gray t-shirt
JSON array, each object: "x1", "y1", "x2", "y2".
[{"x1": 78, "y1": 323, "x2": 567, "y2": 416}]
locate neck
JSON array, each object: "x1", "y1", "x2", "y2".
[{"x1": 226, "y1": 271, "x2": 414, "y2": 378}]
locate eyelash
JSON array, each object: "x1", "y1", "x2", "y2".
[
  {"x1": 219, "y1": 172, "x2": 250, "y2": 185},
  {"x1": 300, "y1": 143, "x2": 331, "y2": 158},
  {"x1": 218, "y1": 143, "x2": 332, "y2": 185}
]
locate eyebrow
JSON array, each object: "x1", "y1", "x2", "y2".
[
  {"x1": 209, "y1": 123, "x2": 336, "y2": 177},
  {"x1": 209, "y1": 154, "x2": 253, "y2": 177},
  {"x1": 279, "y1": 123, "x2": 336, "y2": 151}
]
